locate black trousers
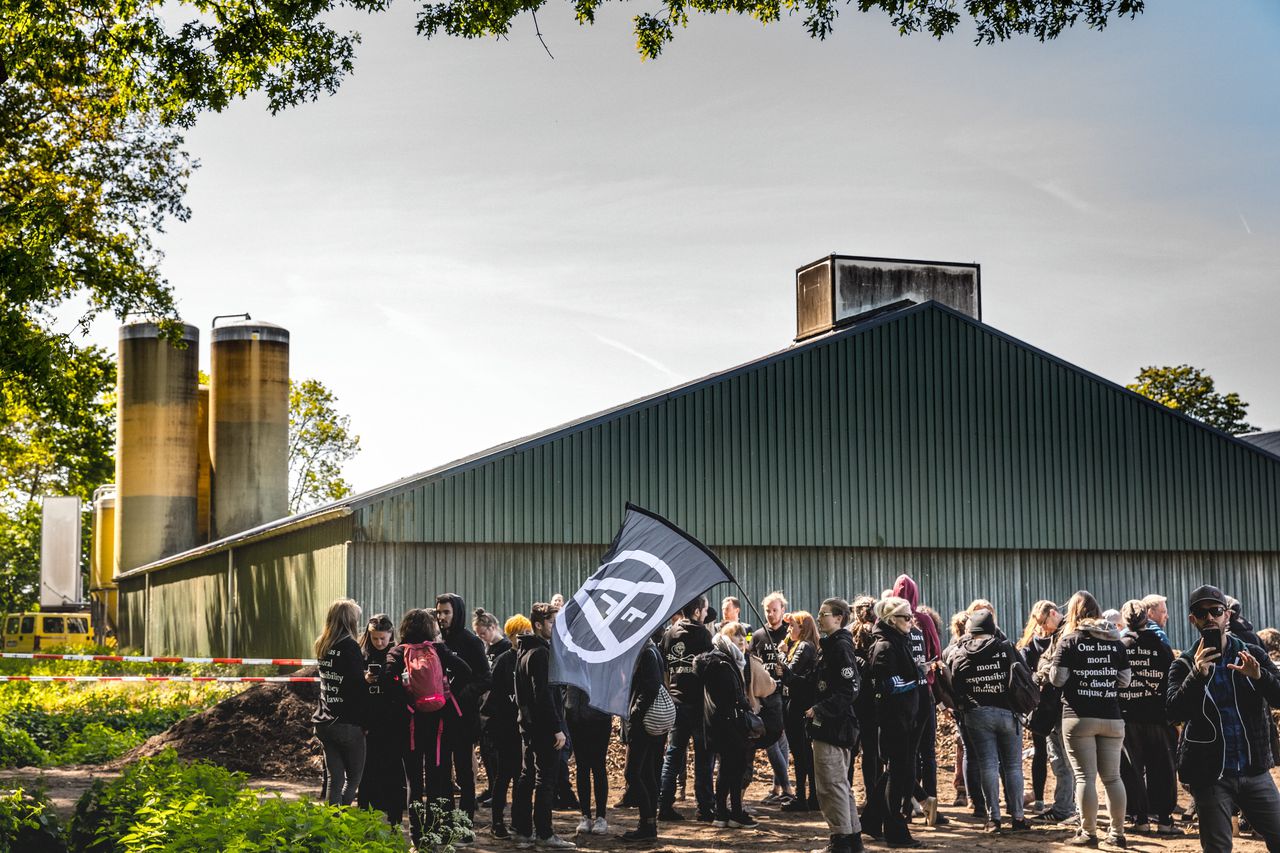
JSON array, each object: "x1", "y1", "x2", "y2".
[
  {"x1": 403, "y1": 712, "x2": 450, "y2": 844},
  {"x1": 512, "y1": 736, "x2": 559, "y2": 840},
  {"x1": 863, "y1": 720, "x2": 923, "y2": 843},
  {"x1": 625, "y1": 727, "x2": 663, "y2": 824},
  {"x1": 714, "y1": 733, "x2": 750, "y2": 818},
  {"x1": 914, "y1": 696, "x2": 938, "y2": 800},
  {"x1": 1120, "y1": 720, "x2": 1178, "y2": 822},
  {"x1": 443, "y1": 711, "x2": 477, "y2": 817},
  {"x1": 568, "y1": 715, "x2": 612, "y2": 819},
  {"x1": 357, "y1": 730, "x2": 406, "y2": 825},
  {"x1": 785, "y1": 712, "x2": 815, "y2": 802},
  {"x1": 487, "y1": 727, "x2": 522, "y2": 829}
]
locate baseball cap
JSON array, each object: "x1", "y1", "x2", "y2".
[{"x1": 1188, "y1": 584, "x2": 1227, "y2": 613}]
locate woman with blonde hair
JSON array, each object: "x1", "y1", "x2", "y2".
[
  {"x1": 1018, "y1": 600, "x2": 1066, "y2": 817},
  {"x1": 703, "y1": 621, "x2": 757, "y2": 828},
  {"x1": 1049, "y1": 591, "x2": 1131, "y2": 848},
  {"x1": 778, "y1": 610, "x2": 821, "y2": 812},
  {"x1": 312, "y1": 598, "x2": 367, "y2": 806}
]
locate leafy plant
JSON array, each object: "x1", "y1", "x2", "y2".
[
  {"x1": 0, "y1": 724, "x2": 48, "y2": 769},
  {"x1": 408, "y1": 798, "x2": 472, "y2": 852},
  {"x1": 0, "y1": 787, "x2": 66, "y2": 853},
  {"x1": 55, "y1": 723, "x2": 146, "y2": 765}
]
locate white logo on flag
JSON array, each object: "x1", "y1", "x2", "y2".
[{"x1": 556, "y1": 549, "x2": 677, "y2": 664}]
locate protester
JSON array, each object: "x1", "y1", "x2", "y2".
[
  {"x1": 700, "y1": 622, "x2": 758, "y2": 829},
  {"x1": 1019, "y1": 599, "x2": 1071, "y2": 818},
  {"x1": 892, "y1": 574, "x2": 942, "y2": 827},
  {"x1": 1049, "y1": 590, "x2": 1131, "y2": 848},
  {"x1": 473, "y1": 607, "x2": 508, "y2": 807},
  {"x1": 382, "y1": 607, "x2": 473, "y2": 847},
  {"x1": 1226, "y1": 595, "x2": 1263, "y2": 648},
  {"x1": 1116, "y1": 599, "x2": 1178, "y2": 836},
  {"x1": 779, "y1": 610, "x2": 820, "y2": 813},
  {"x1": 1139, "y1": 594, "x2": 1170, "y2": 646},
  {"x1": 719, "y1": 596, "x2": 753, "y2": 634},
  {"x1": 658, "y1": 595, "x2": 715, "y2": 822},
  {"x1": 435, "y1": 593, "x2": 492, "y2": 821},
  {"x1": 1168, "y1": 584, "x2": 1280, "y2": 852},
  {"x1": 806, "y1": 598, "x2": 864, "y2": 853},
  {"x1": 565, "y1": 685, "x2": 612, "y2": 837},
  {"x1": 947, "y1": 609, "x2": 976, "y2": 811},
  {"x1": 481, "y1": 614, "x2": 529, "y2": 840},
  {"x1": 622, "y1": 628, "x2": 668, "y2": 841},
  {"x1": 946, "y1": 607, "x2": 1029, "y2": 833},
  {"x1": 513, "y1": 602, "x2": 575, "y2": 849},
  {"x1": 312, "y1": 598, "x2": 368, "y2": 807},
  {"x1": 862, "y1": 595, "x2": 925, "y2": 848},
  {"x1": 1260, "y1": 627, "x2": 1280, "y2": 663},
  {"x1": 356, "y1": 613, "x2": 404, "y2": 824},
  {"x1": 756, "y1": 591, "x2": 794, "y2": 804},
  {"x1": 849, "y1": 595, "x2": 879, "y2": 802}
]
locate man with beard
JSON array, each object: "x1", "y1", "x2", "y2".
[{"x1": 436, "y1": 592, "x2": 493, "y2": 821}]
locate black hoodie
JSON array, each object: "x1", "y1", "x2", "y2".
[
  {"x1": 515, "y1": 633, "x2": 564, "y2": 740},
  {"x1": 808, "y1": 627, "x2": 860, "y2": 748},
  {"x1": 868, "y1": 621, "x2": 923, "y2": 739},
  {"x1": 661, "y1": 619, "x2": 712, "y2": 707},
  {"x1": 945, "y1": 610, "x2": 1019, "y2": 711},
  {"x1": 1119, "y1": 625, "x2": 1175, "y2": 724},
  {"x1": 438, "y1": 593, "x2": 492, "y2": 715}
]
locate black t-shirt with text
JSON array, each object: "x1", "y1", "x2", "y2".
[{"x1": 1053, "y1": 631, "x2": 1128, "y2": 720}]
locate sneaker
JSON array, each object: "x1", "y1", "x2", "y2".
[
  {"x1": 933, "y1": 814, "x2": 950, "y2": 827},
  {"x1": 762, "y1": 792, "x2": 783, "y2": 805},
  {"x1": 712, "y1": 815, "x2": 729, "y2": 828},
  {"x1": 923, "y1": 796, "x2": 938, "y2": 826},
  {"x1": 1155, "y1": 821, "x2": 1184, "y2": 836},
  {"x1": 1065, "y1": 830, "x2": 1098, "y2": 847},
  {"x1": 952, "y1": 793, "x2": 968, "y2": 808},
  {"x1": 1010, "y1": 818, "x2": 1032, "y2": 832},
  {"x1": 658, "y1": 806, "x2": 685, "y2": 822},
  {"x1": 491, "y1": 823, "x2": 510, "y2": 839},
  {"x1": 1102, "y1": 831, "x2": 1127, "y2": 849},
  {"x1": 728, "y1": 812, "x2": 759, "y2": 828},
  {"x1": 574, "y1": 817, "x2": 592, "y2": 836},
  {"x1": 537, "y1": 835, "x2": 577, "y2": 849},
  {"x1": 621, "y1": 822, "x2": 657, "y2": 842},
  {"x1": 742, "y1": 805, "x2": 758, "y2": 815},
  {"x1": 911, "y1": 798, "x2": 925, "y2": 818},
  {"x1": 513, "y1": 835, "x2": 535, "y2": 851},
  {"x1": 984, "y1": 820, "x2": 1003, "y2": 834},
  {"x1": 591, "y1": 817, "x2": 608, "y2": 835},
  {"x1": 781, "y1": 798, "x2": 811, "y2": 812},
  {"x1": 1032, "y1": 799, "x2": 1045, "y2": 814},
  {"x1": 695, "y1": 810, "x2": 715, "y2": 823}
]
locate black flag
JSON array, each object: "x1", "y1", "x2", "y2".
[{"x1": 550, "y1": 503, "x2": 734, "y2": 719}]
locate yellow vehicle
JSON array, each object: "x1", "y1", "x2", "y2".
[{"x1": 2, "y1": 611, "x2": 94, "y2": 652}]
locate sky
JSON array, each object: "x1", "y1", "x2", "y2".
[{"x1": 72, "y1": 0, "x2": 1280, "y2": 494}]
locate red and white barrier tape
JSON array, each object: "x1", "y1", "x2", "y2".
[
  {"x1": 0, "y1": 675, "x2": 318, "y2": 683},
  {"x1": 0, "y1": 652, "x2": 316, "y2": 666}
]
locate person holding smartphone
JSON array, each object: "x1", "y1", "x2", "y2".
[{"x1": 1168, "y1": 584, "x2": 1280, "y2": 852}]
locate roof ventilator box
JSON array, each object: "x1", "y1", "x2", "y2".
[{"x1": 795, "y1": 254, "x2": 981, "y2": 341}]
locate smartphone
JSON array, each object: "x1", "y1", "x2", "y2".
[
  {"x1": 1199, "y1": 627, "x2": 1222, "y2": 652},
  {"x1": 367, "y1": 663, "x2": 382, "y2": 677}
]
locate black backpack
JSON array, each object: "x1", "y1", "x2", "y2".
[{"x1": 1008, "y1": 657, "x2": 1041, "y2": 716}]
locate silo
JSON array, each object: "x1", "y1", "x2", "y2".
[
  {"x1": 196, "y1": 385, "x2": 212, "y2": 543},
  {"x1": 210, "y1": 320, "x2": 290, "y2": 539},
  {"x1": 90, "y1": 485, "x2": 118, "y2": 634},
  {"x1": 115, "y1": 322, "x2": 200, "y2": 573}
]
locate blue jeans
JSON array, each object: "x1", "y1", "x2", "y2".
[
  {"x1": 965, "y1": 706, "x2": 1025, "y2": 823},
  {"x1": 766, "y1": 732, "x2": 791, "y2": 790},
  {"x1": 1048, "y1": 724, "x2": 1076, "y2": 815},
  {"x1": 659, "y1": 703, "x2": 715, "y2": 813},
  {"x1": 1191, "y1": 771, "x2": 1280, "y2": 852}
]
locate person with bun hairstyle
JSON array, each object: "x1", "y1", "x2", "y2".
[
  {"x1": 1049, "y1": 590, "x2": 1131, "y2": 849},
  {"x1": 356, "y1": 613, "x2": 404, "y2": 824},
  {"x1": 1018, "y1": 599, "x2": 1067, "y2": 818},
  {"x1": 861, "y1": 595, "x2": 925, "y2": 848},
  {"x1": 380, "y1": 607, "x2": 473, "y2": 848},
  {"x1": 313, "y1": 599, "x2": 368, "y2": 806},
  {"x1": 473, "y1": 607, "x2": 509, "y2": 808}
]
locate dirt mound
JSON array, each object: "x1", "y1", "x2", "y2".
[{"x1": 118, "y1": 669, "x2": 323, "y2": 778}]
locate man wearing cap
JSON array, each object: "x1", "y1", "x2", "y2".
[{"x1": 1167, "y1": 584, "x2": 1280, "y2": 851}]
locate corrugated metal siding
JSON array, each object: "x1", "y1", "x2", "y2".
[
  {"x1": 231, "y1": 519, "x2": 351, "y2": 658},
  {"x1": 143, "y1": 553, "x2": 230, "y2": 655},
  {"x1": 347, "y1": 542, "x2": 1280, "y2": 652},
  {"x1": 354, "y1": 305, "x2": 1280, "y2": 552}
]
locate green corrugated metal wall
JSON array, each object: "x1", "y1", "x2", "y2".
[
  {"x1": 346, "y1": 542, "x2": 1280, "y2": 652},
  {"x1": 354, "y1": 305, "x2": 1280, "y2": 552},
  {"x1": 117, "y1": 518, "x2": 352, "y2": 656}
]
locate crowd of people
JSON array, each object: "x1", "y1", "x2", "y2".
[{"x1": 310, "y1": 578, "x2": 1280, "y2": 852}]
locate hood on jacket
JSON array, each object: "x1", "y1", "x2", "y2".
[
  {"x1": 1075, "y1": 617, "x2": 1122, "y2": 641},
  {"x1": 966, "y1": 609, "x2": 996, "y2": 637},
  {"x1": 891, "y1": 573, "x2": 941, "y2": 663},
  {"x1": 517, "y1": 632, "x2": 548, "y2": 651},
  {"x1": 712, "y1": 632, "x2": 746, "y2": 670},
  {"x1": 892, "y1": 575, "x2": 919, "y2": 609},
  {"x1": 439, "y1": 593, "x2": 469, "y2": 639}
]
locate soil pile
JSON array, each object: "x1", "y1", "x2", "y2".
[{"x1": 117, "y1": 669, "x2": 323, "y2": 778}]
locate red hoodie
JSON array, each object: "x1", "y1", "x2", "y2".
[{"x1": 892, "y1": 574, "x2": 941, "y2": 684}]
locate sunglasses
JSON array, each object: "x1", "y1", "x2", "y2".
[{"x1": 1193, "y1": 605, "x2": 1226, "y2": 619}]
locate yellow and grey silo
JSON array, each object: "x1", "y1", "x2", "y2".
[
  {"x1": 115, "y1": 321, "x2": 200, "y2": 573},
  {"x1": 196, "y1": 384, "x2": 212, "y2": 543},
  {"x1": 90, "y1": 485, "x2": 117, "y2": 633},
  {"x1": 210, "y1": 320, "x2": 289, "y2": 539}
]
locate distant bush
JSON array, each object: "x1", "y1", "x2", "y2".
[
  {"x1": 70, "y1": 750, "x2": 409, "y2": 853},
  {"x1": 0, "y1": 787, "x2": 66, "y2": 853},
  {"x1": 55, "y1": 723, "x2": 146, "y2": 765},
  {"x1": 0, "y1": 724, "x2": 48, "y2": 768}
]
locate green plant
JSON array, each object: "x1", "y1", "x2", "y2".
[
  {"x1": 409, "y1": 798, "x2": 472, "y2": 852},
  {"x1": 55, "y1": 723, "x2": 146, "y2": 765},
  {"x1": 0, "y1": 787, "x2": 66, "y2": 853},
  {"x1": 0, "y1": 724, "x2": 48, "y2": 769}
]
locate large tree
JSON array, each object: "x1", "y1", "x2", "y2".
[
  {"x1": 1127, "y1": 364, "x2": 1257, "y2": 436},
  {"x1": 289, "y1": 379, "x2": 361, "y2": 513}
]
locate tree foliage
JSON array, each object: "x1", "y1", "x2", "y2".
[
  {"x1": 1127, "y1": 364, "x2": 1257, "y2": 436},
  {"x1": 288, "y1": 379, "x2": 361, "y2": 514}
]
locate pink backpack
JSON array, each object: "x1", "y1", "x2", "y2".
[{"x1": 402, "y1": 641, "x2": 450, "y2": 713}]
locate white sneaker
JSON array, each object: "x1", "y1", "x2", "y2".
[
  {"x1": 923, "y1": 796, "x2": 938, "y2": 826},
  {"x1": 574, "y1": 817, "x2": 592, "y2": 836},
  {"x1": 591, "y1": 817, "x2": 608, "y2": 835},
  {"x1": 911, "y1": 797, "x2": 925, "y2": 818},
  {"x1": 513, "y1": 836, "x2": 534, "y2": 850},
  {"x1": 537, "y1": 835, "x2": 577, "y2": 849}
]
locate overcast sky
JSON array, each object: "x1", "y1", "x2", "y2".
[{"x1": 76, "y1": 0, "x2": 1280, "y2": 494}]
